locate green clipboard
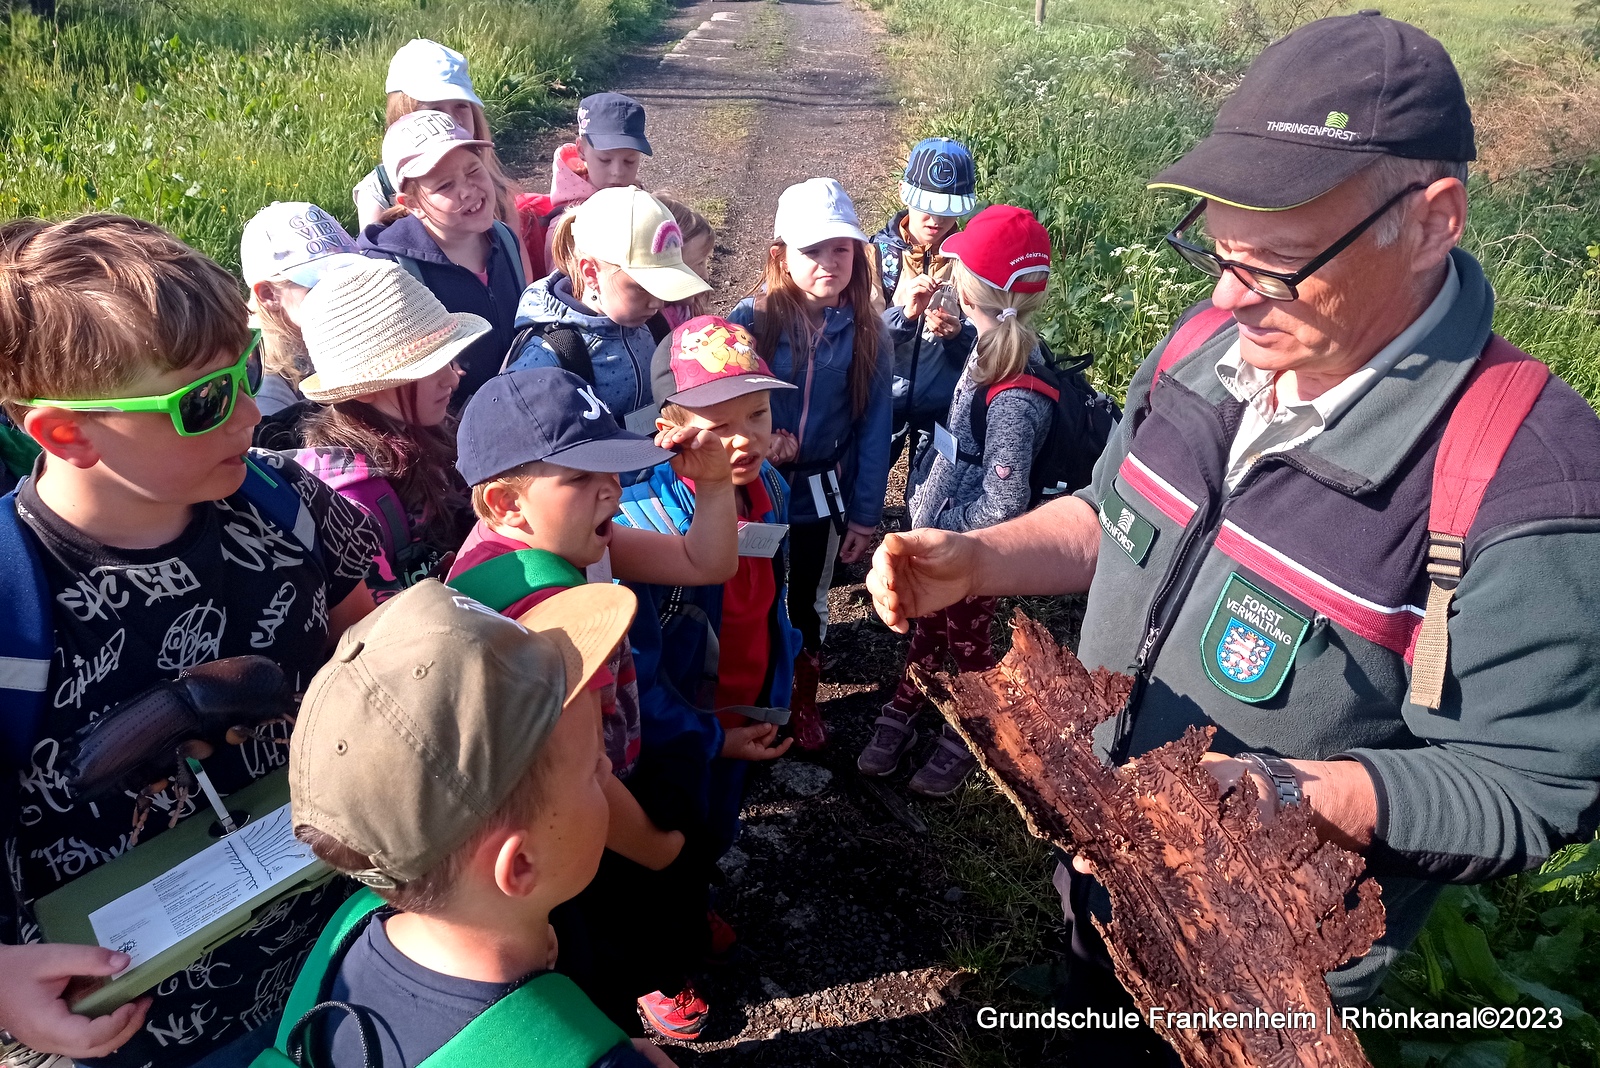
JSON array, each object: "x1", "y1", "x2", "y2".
[{"x1": 33, "y1": 767, "x2": 335, "y2": 1018}]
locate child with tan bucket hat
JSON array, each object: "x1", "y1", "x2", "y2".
[
  {"x1": 271, "y1": 578, "x2": 675, "y2": 1067},
  {"x1": 293, "y1": 259, "x2": 486, "y2": 599}
]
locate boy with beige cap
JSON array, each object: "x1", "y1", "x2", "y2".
[{"x1": 266, "y1": 579, "x2": 674, "y2": 1068}]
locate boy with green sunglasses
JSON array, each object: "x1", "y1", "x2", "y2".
[{"x1": 0, "y1": 214, "x2": 383, "y2": 1068}]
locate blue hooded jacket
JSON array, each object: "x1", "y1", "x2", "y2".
[
  {"x1": 726, "y1": 298, "x2": 894, "y2": 528},
  {"x1": 357, "y1": 215, "x2": 522, "y2": 401},
  {"x1": 617, "y1": 459, "x2": 802, "y2": 854},
  {"x1": 504, "y1": 272, "x2": 657, "y2": 424},
  {"x1": 873, "y1": 210, "x2": 977, "y2": 426}
]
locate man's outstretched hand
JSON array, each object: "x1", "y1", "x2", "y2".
[
  {"x1": 867, "y1": 529, "x2": 979, "y2": 633},
  {"x1": 0, "y1": 943, "x2": 150, "y2": 1059}
]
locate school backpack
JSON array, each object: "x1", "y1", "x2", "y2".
[
  {"x1": 291, "y1": 448, "x2": 446, "y2": 594},
  {"x1": 390, "y1": 219, "x2": 527, "y2": 295},
  {"x1": 0, "y1": 455, "x2": 318, "y2": 772},
  {"x1": 249, "y1": 889, "x2": 628, "y2": 1068},
  {"x1": 502, "y1": 313, "x2": 672, "y2": 383},
  {"x1": 1151, "y1": 301, "x2": 1552, "y2": 710},
  {"x1": 967, "y1": 345, "x2": 1123, "y2": 505}
]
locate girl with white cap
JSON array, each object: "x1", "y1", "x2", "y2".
[
  {"x1": 352, "y1": 38, "x2": 527, "y2": 267},
  {"x1": 727, "y1": 177, "x2": 895, "y2": 751},
  {"x1": 293, "y1": 259, "x2": 487, "y2": 597}
]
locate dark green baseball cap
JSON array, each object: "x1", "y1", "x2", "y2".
[{"x1": 290, "y1": 578, "x2": 635, "y2": 889}]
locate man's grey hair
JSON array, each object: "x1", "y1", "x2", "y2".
[{"x1": 1362, "y1": 156, "x2": 1469, "y2": 247}]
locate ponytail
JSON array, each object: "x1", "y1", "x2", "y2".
[
  {"x1": 548, "y1": 210, "x2": 580, "y2": 280},
  {"x1": 953, "y1": 262, "x2": 1047, "y2": 385}
]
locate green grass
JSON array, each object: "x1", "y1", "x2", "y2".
[
  {"x1": 0, "y1": 0, "x2": 667, "y2": 271},
  {"x1": 876, "y1": 2, "x2": 1600, "y2": 1065}
]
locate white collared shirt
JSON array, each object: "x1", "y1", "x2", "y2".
[{"x1": 1216, "y1": 257, "x2": 1460, "y2": 489}]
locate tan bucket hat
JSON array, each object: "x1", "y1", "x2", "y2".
[
  {"x1": 298, "y1": 259, "x2": 490, "y2": 403},
  {"x1": 289, "y1": 578, "x2": 636, "y2": 889}
]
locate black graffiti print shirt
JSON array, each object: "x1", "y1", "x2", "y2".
[{"x1": 6, "y1": 451, "x2": 380, "y2": 1068}]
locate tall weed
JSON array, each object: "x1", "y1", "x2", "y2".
[{"x1": 0, "y1": 0, "x2": 666, "y2": 269}]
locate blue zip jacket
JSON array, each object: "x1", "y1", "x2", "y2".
[
  {"x1": 504, "y1": 272, "x2": 656, "y2": 421},
  {"x1": 358, "y1": 215, "x2": 521, "y2": 401},
  {"x1": 617, "y1": 460, "x2": 801, "y2": 854},
  {"x1": 726, "y1": 297, "x2": 894, "y2": 528},
  {"x1": 873, "y1": 210, "x2": 977, "y2": 425}
]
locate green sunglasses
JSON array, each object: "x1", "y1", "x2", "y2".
[{"x1": 25, "y1": 330, "x2": 264, "y2": 437}]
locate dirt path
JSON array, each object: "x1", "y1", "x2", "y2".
[{"x1": 507, "y1": 7, "x2": 1076, "y2": 1064}]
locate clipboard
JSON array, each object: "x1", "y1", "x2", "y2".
[{"x1": 34, "y1": 767, "x2": 335, "y2": 1018}]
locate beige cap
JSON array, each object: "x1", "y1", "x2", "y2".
[
  {"x1": 290, "y1": 578, "x2": 636, "y2": 889},
  {"x1": 572, "y1": 186, "x2": 712, "y2": 304}
]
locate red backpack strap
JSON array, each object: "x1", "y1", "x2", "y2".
[
  {"x1": 985, "y1": 373, "x2": 1059, "y2": 407},
  {"x1": 1154, "y1": 303, "x2": 1234, "y2": 379},
  {"x1": 1409, "y1": 336, "x2": 1550, "y2": 709}
]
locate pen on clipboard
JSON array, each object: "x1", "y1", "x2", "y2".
[{"x1": 185, "y1": 756, "x2": 238, "y2": 835}]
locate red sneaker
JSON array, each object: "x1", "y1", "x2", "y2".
[
  {"x1": 790, "y1": 651, "x2": 828, "y2": 751},
  {"x1": 639, "y1": 985, "x2": 711, "y2": 1041},
  {"x1": 707, "y1": 909, "x2": 737, "y2": 963}
]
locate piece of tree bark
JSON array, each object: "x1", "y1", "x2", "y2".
[{"x1": 918, "y1": 612, "x2": 1385, "y2": 1068}]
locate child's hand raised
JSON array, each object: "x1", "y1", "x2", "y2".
[
  {"x1": 899, "y1": 274, "x2": 941, "y2": 319},
  {"x1": 767, "y1": 429, "x2": 799, "y2": 467},
  {"x1": 657, "y1": 426, "x2": 733, "y2": 485},
  {"x1": 721, "y1": 722, "x2": 794, "y2": 762}
]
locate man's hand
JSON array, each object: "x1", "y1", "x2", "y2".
[
  {"x1": 767, "y1": 429, "x2": 799, "y2": 467},
  {"x1": 925, "y1": 307, "x2": 962, "y2": 339},
  {"x1": 898, "y1": 274, "x2": 941, "y2": 319},
  {"x1": 0, "y1": 943, "x2": 150, "y2": 1059},
  {"x1": 658, "y1": 426, "x2": 732, "y2": 486},
  {"x1": 838, "y1": 524, "x2": 877, "y2": 564},
  {"x1": 867, "y1": 529, "x2": 979, "y2": 633},
  {"x1": 1201, "y1": 753, "x2": 1278, "y2": 825},
  {"x1": 722, "y1": 722, "x2": 794, "y2": 762}
]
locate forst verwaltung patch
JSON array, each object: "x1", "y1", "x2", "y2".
[
  {"x1": 1099, "y1": 483, "x2": 1156, "y2": 566},
  {"x1": 1201, "y1": 573, "x2": 1309, "y2": 703}
]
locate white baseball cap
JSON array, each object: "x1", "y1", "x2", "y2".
[
  {"x1": 382, "y1": 110, "x2": 493, "y2": 184},
  {"x1": 571, "y1": 187, "x2": 712, "y2": 304},
  {"x1": 772, "y1": 177, "x2": 868, "y2": 251},
  {"x1": 385, "y1": 39, "x2": 483, "y2": 107},
  {"x1": 240, "y1": 202, "x2": 366, "y2": 289}
]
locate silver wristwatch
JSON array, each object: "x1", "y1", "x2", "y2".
[{"x1": 1240, "y1": 752, "x2": 1304, "y2": 810}]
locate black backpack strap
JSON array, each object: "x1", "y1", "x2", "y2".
[
  {"x1": 541, "y1": 325, "x2": 595, "y2": 385},
  {"x1": 491, "y1": 220, "x2": 527, "y2": 293},
  {"x1": 646, "y1": 312, "x2": 672, "y2": 346},
  {"x1": 284, "y1": 1001, "x2": 383, "y2": 1068},
  {"x1": 374, "y1": 164, "x2": 396, "y2": 203}
]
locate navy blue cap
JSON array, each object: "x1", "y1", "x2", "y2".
[
  {"x1": 456, "y1": 367, "x2": 672, "y2": 485},
  {"x1": 577, "y1": 92, "x2": 652, "y2": 155},
  {"x1": 901, "y1": 137, "x2": 977, "y2": 217}
]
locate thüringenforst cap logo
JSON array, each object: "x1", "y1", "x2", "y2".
[{"x1": 1325, "y1": 111, "x2": 1350, "y2": 130}]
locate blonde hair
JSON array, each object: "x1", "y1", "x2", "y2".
[
  {"x1": 385, "y1": 93, "x2": 524, "y2": 230},
  {"x1": 953, "y1": 262, "x2": 1047, "y2": 385},
  {"x1": 469, "y1": 460, "x2": 551, "y2": 522},
  {"x1": 651, "y1": 194, "x2": 715, "y2": 319},
  {"x1": 249, "y1": 288, "x2": 311, "y2": 390}
]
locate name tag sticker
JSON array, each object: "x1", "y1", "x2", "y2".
[
  {"x1": 1098, "y1": 484, "x2": 1156, "y2": 566},
  {"x1": 737, "y1": 521, "x2": 789, "y2": 558},
  {"x1": 1200, "y1": 573, "x2": 1309, "y2": 703},
  {"x1": 623, "y1": 406, "x2": 660, "y2": 436},
  {"x1": 933, "y1": 422, "x2": 958, "y2": 464}
]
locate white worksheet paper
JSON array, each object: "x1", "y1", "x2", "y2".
[{"x1": 88, "y1": 803, "x2": 317, "y2": 971}]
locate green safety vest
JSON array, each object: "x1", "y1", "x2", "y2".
[{"x1": 250, "y1": 889, "x2": 627, "y2": 1068}]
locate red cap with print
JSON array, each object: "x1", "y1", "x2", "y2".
[
  {"x1": 665, "y1": 315, "x2": 798, "y2": 408},
  {"x1": 940, "y1": 205, "x2": 1052, "y2": 293}
]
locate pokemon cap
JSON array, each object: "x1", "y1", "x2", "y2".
[{"x1": 664, "y1": 316, "x2": 797, "y2": 408}]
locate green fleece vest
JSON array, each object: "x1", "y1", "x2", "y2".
[{"x1": 250, "y1": 889, "x2": 626, "y2": 1068}]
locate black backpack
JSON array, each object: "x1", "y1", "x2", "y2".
[
  {"x1": 502, "y1": 313, "x2": 672, "y2": 383},
  {"x1": 967, "y1": 346, "x2": 1121, "y2": 505}
]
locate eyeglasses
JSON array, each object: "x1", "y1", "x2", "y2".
[
  {"x1": 1164, "y1": 184, "x2": 1428, "y2": 302},
  {"x1": 25, "y1": 330, "x2": 263, "y2": 436}
]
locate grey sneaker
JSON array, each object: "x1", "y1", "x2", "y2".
[
  {"x1": 908, "y1": 734, "x2": 978, "y2": 798},
  {"x1": 856, "y1": 711, "x2": 917, "y2": 777}
]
